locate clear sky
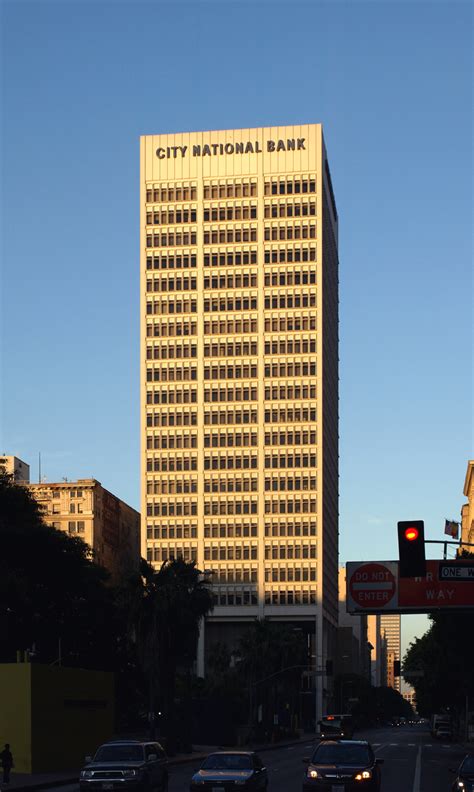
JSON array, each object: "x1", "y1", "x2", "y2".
[{"x1": 1, "y1": 0, "x2": 472, "y2": 656}]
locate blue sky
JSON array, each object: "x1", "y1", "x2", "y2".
[{"x1": 1, "y1": 0, "x2": 472, "y2": 654}]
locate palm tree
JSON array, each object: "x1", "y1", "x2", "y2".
[{"x1": 122, "y1": 558, "x2": 214, "y2": 748}]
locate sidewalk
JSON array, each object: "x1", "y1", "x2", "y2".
[{"x1": 6, "y1": 732, "x2": 315, "y2": 791}]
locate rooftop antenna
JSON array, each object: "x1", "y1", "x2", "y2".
[{"x1": 38, "y1": 452, "x2": 41, "y2": 484}]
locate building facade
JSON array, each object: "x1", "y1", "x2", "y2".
[
  {"x1": 380, "y1": 614, "x2": 401, "y2": 691},
  {"x1": 461, "y1": 460, "x2": 474, "y2": 549},
  {"x1": 27, "y1": 479, "x2": 140, "y2": 582},
  {"x1": 0, "y1": 454, "x2": 30, "y2": 483},
  {"x1": 140, "y1": 125, "x2": 339, "y2": 718}
]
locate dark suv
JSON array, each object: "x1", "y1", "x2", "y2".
[
  {"x1": 303, "y1": 740, "x2": 383, "y2": 791},
  {"x1": 80, "y1": 740, "x2": 168, "y2": 792}
]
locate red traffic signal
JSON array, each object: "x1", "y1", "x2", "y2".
[{"x1": 397, "y1": 520, "x2": 426, "y2": 578}]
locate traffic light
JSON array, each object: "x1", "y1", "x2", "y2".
[
  {"x1": 397, "y1": 520, "x2": 426, "y2": 578},
  {"x1": 393, "y1": 659, "x2": 401, "y2": 677}
]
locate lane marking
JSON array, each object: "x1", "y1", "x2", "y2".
[{"x1": 412, "y1": 744, "x2": 422, "y2": 792}]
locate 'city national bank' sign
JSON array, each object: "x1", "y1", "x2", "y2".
[{"x1": 155, "y1": 138, "x2": 306, "y2": 160}]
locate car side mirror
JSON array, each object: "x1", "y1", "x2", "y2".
[
  {"x1": 147, "y1": 754, "x2": 157, "y2": 762},
  {"x1": 85, "y1": 756, "x2": 92, "y2": 763},
  {"x1": 376, "y1": 759, "x2": 384, "y2": 765},
  {"x1": 303, "y1": 757, "x2": 310, "y2": 763}
]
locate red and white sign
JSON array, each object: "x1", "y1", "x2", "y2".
[
  {"x1": 346, "y1": 560, "x2": 474, "y2": 614},
  {"x1": 348, "y1": 562, "x2": 397, "y2": 609}
]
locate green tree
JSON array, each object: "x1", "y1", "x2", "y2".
[
  {"x1": 122, "y1": 558, "x2": 214, "y2": 750},
  {"x1": 0, "y1": 471, "x2": 117, "y2": 669}
]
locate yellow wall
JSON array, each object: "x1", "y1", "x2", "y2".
[
  {"x1": 0, "y1": 664, "x2": 32, "y2": 773},
  {"x1": 0, "y1": 664, "x2": 114, "y2": 773}
]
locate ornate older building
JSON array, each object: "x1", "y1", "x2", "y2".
[{"x1": 140, "y1": 124, "x2": 339, "y2": 718}]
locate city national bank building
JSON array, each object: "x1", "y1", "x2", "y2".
[{"x1": 140, "y1": 125, "x2": 339, "y2": 720}]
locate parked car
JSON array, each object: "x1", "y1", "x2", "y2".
[
  {"x1": 451, "y1": 753, "x2": 474, "y2": 791},
  {"x1": 190, "y1": 751, "x2": 268, "y2": 791},
  {"x1": 79, "y1": 740, "x2": 168, "y2": 791},
  {"x1": 435, "y1": 726, "x2": 453, "y2": 741},
  {"x1": 302, "y1": 739, "x2": 383, "y2": 792}
]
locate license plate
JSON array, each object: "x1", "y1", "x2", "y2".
[
  {"x1": 211, "y1": 788, "x2": 225, "y2": 792},
  {"x1": 102, "y1": 785, "x2": 114, "y2": 791},
  {"x1": 331, "y1": 786, "x2": 345, "y2": 792}
]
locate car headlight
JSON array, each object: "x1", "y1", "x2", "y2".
[
  {"x1": 80, "y1": 770, "x2": 93, "y2": 779},
  {"x1": 457, "y1": 782, "x2": 465, "y2": 789},
  {"x1": 355, "y1": 770, "x2": 372, "y2": 781},
  {"x1": 307, "y1": 768, "x2": 319, "y2": 778},
  {"x1": 123, "y1": 769, "x2": 138, "y2": 777}
]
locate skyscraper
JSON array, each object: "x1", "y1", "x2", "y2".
[{"x1": 140, "y1": 125, "x2": 339, "y2": 717}]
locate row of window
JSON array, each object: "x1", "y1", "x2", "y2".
[
  {"x1": 146, "y1": 368, "x2": 197, "y2": 382},
  {"x1": 147, "y1": 457, "x2": 197, "y2": 471},
  {"x1": 146, "y1": 322, "x2": 197, "y2": 337},
  {"x1": 203, "y1": 228, "x2": 257, "y2": 245},
  {"x1": 204, "y1": 274, "x2": 257, "y2": 289},
  {"x1": 207, "y1": 568, "x2": 258, "y2": 583},
  {"x1": 146, "y1": 345, "x2": 197, "y2": 360},
  {"x1": 146, "y1": 389, "x2": 197, "y2": 404},
  {"x1": 204, "y1": 250, "x2": 257, "y2": 267},
  {"x1": 146, "y1": 231, "x2": 197, "y2": 248},
  {"x1": 265, "y1": 590, "x2": 317, "y2": 605},
  {"x1": 264, "y1": 499, "x2": 317, "y2": 514},
  {"x1": 264, "y1": 384, "x2": 317, "y2": 400},
  {"x1": 146, "y1": 208, "x2": 197, "y2": 225},
  {"x1": 148, "y1": 546, "x2": 198, "y2": 562},
  {"x1": 204, "y1": 410, "x2": 258, "y2": 425},
  {"x1": 265, "y1": 430, "x2": 317, "y2": 446},
  {"x1": 265, "y1": 316, "x2": 316, "y2": 332},
  {"x1": 146, "y1": 435, "x2": 198, "y2": 449},
  {"x1": 147, "y1": 412, "x2": 197, "y2": 427},
  {"x1": 265, "y1": 476, "x2": 317, "y2": 491},
  {"x1": 204, "y1": 341, "x2": 258, "y2": 357},
  {"x1": 147, "y1": 300, "x2": 197, "y2": 315},
  {"x1": 146, "y1": 185, "x2": 197, "y2": 202},
  {"x1": 204, "y1": 546, "x2": 258, "y2": 561},
  {"x1": 264, "y1": 202, "x2": 316, "y2": 218},
  {"x1": 265, "y1": 453, "x2": 318, "y2": 469},
  {"x1": 147, "y1": 277, "x2": 197, "y2": 292},
  {"x1": 204, "y1": 297, "x2": 258, "y2": 312},
  {"x1": 264, "y1": 247, "x2": 316, "y2": 264},
  {"x1": 264, "y1": 340, "x2": 316, "y2": 355},
  {"x1": 265, "y1": 543, "x2": 317, "y2": 560},
  {"x1": 203, "y1": 432, "x2": 258, "y2": 448},
  {"x1": 264, "y1": 224, "x2": 316, "y2": 241},
  {"x1": 265, "y1": 520, "x2": 317, "y2": 537},
  {"x1": 204, "y1": 205, "x2": 257, "y2": 221},
  {"x1": 214, "y1": 590, "x2": 258, "y2": 606},
  {"x1": 265, "y1": 408, "x2": 317, "y2": 423},
  {"x1": 204, "y1": 319, "x2": 258, "y2": 334},
  {"x1": 264, "y1": 271, "x2": 316, "y2": 287},
  {"x1": 204, "y1": 477, "x2": 258, "y2": 493},
  {"x1": 203, "y1": 182, "x2": 257, "y2": 199},
  {"x1": 264, "y1": 178, "x2": 316, "y2": 195},
  {"x1": 204, "y1": 522, "x2": 258, "y2": 538},
  {"x1": 147, "y1": 502, "x2": 198, "y2": 516},
  {"x1": 266, "y1": 567, "x2": 317, "y2": 581},
  {"x1": 264, "y1": 362, "x2": 317, "y2": 378},
  {"x1": 146, "y1": 254, "x2": 197, "y2": 270},
  {"x1": 264, "y1": 294, "x2": 317, "y2": 310},
  {"x1": 147, "y1": 525, "x2": 198, "y2": 539},
  {"x1": 52, "y1": 490, "x2": 84, "y2": 498},
  {"x1": 204, "y1": 365, "x2": 258, "y2": 380},
  {"x1": 204, "y1": 500, "x2": 258, "y2": 515},
  {"x1": 146, "y1": 479, "x2": 197, "y2": 494},
  {"x1": 204, "y1": 455, "x2": 258, "y2": 470},
  {"x1": 204, "y1": 386, "x2": 258, "y2": 403}
]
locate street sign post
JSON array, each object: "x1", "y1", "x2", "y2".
[{"x1": 346, "y1": 559, "x2": 474, "y2": 614}]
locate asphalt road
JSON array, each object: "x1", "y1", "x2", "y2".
[{"x1": 48, "y1": 724, "x2": 470, "y2": 792}]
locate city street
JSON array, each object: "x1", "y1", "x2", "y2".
[{"x1": 48, "y1": 724, "x2": 469, "y2": 792}]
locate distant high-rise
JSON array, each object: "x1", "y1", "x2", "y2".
[
  {"x1": 140, "y1": 125, "x2": 339, "y2": 717},
  {"x1": 380, "y1": 613, "x2": 401, "y2": 691}
]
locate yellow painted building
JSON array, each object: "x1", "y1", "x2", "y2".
[
  {"x1": 461, "y1": 460, "x2": 474, "y2": 549},
  {"x1": 27, "y1": 479, "x2": 140, "y2": 582},
  {"x1": 140, "y1": 125, "x2": 339, "y2": 718}
]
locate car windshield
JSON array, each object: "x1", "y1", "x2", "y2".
[
  {"x1": 94, "y1": 745, "x2": 144, "y2": 762},
  {"x1": 202, "y1": 754, "x2": 252, "y2": 770},
  {"x1": 461, "y1": 757, "x2": 474, "y2": 773},
  {"x1": 312, "y1": 744, "x2": 371, "y2": 766}
]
